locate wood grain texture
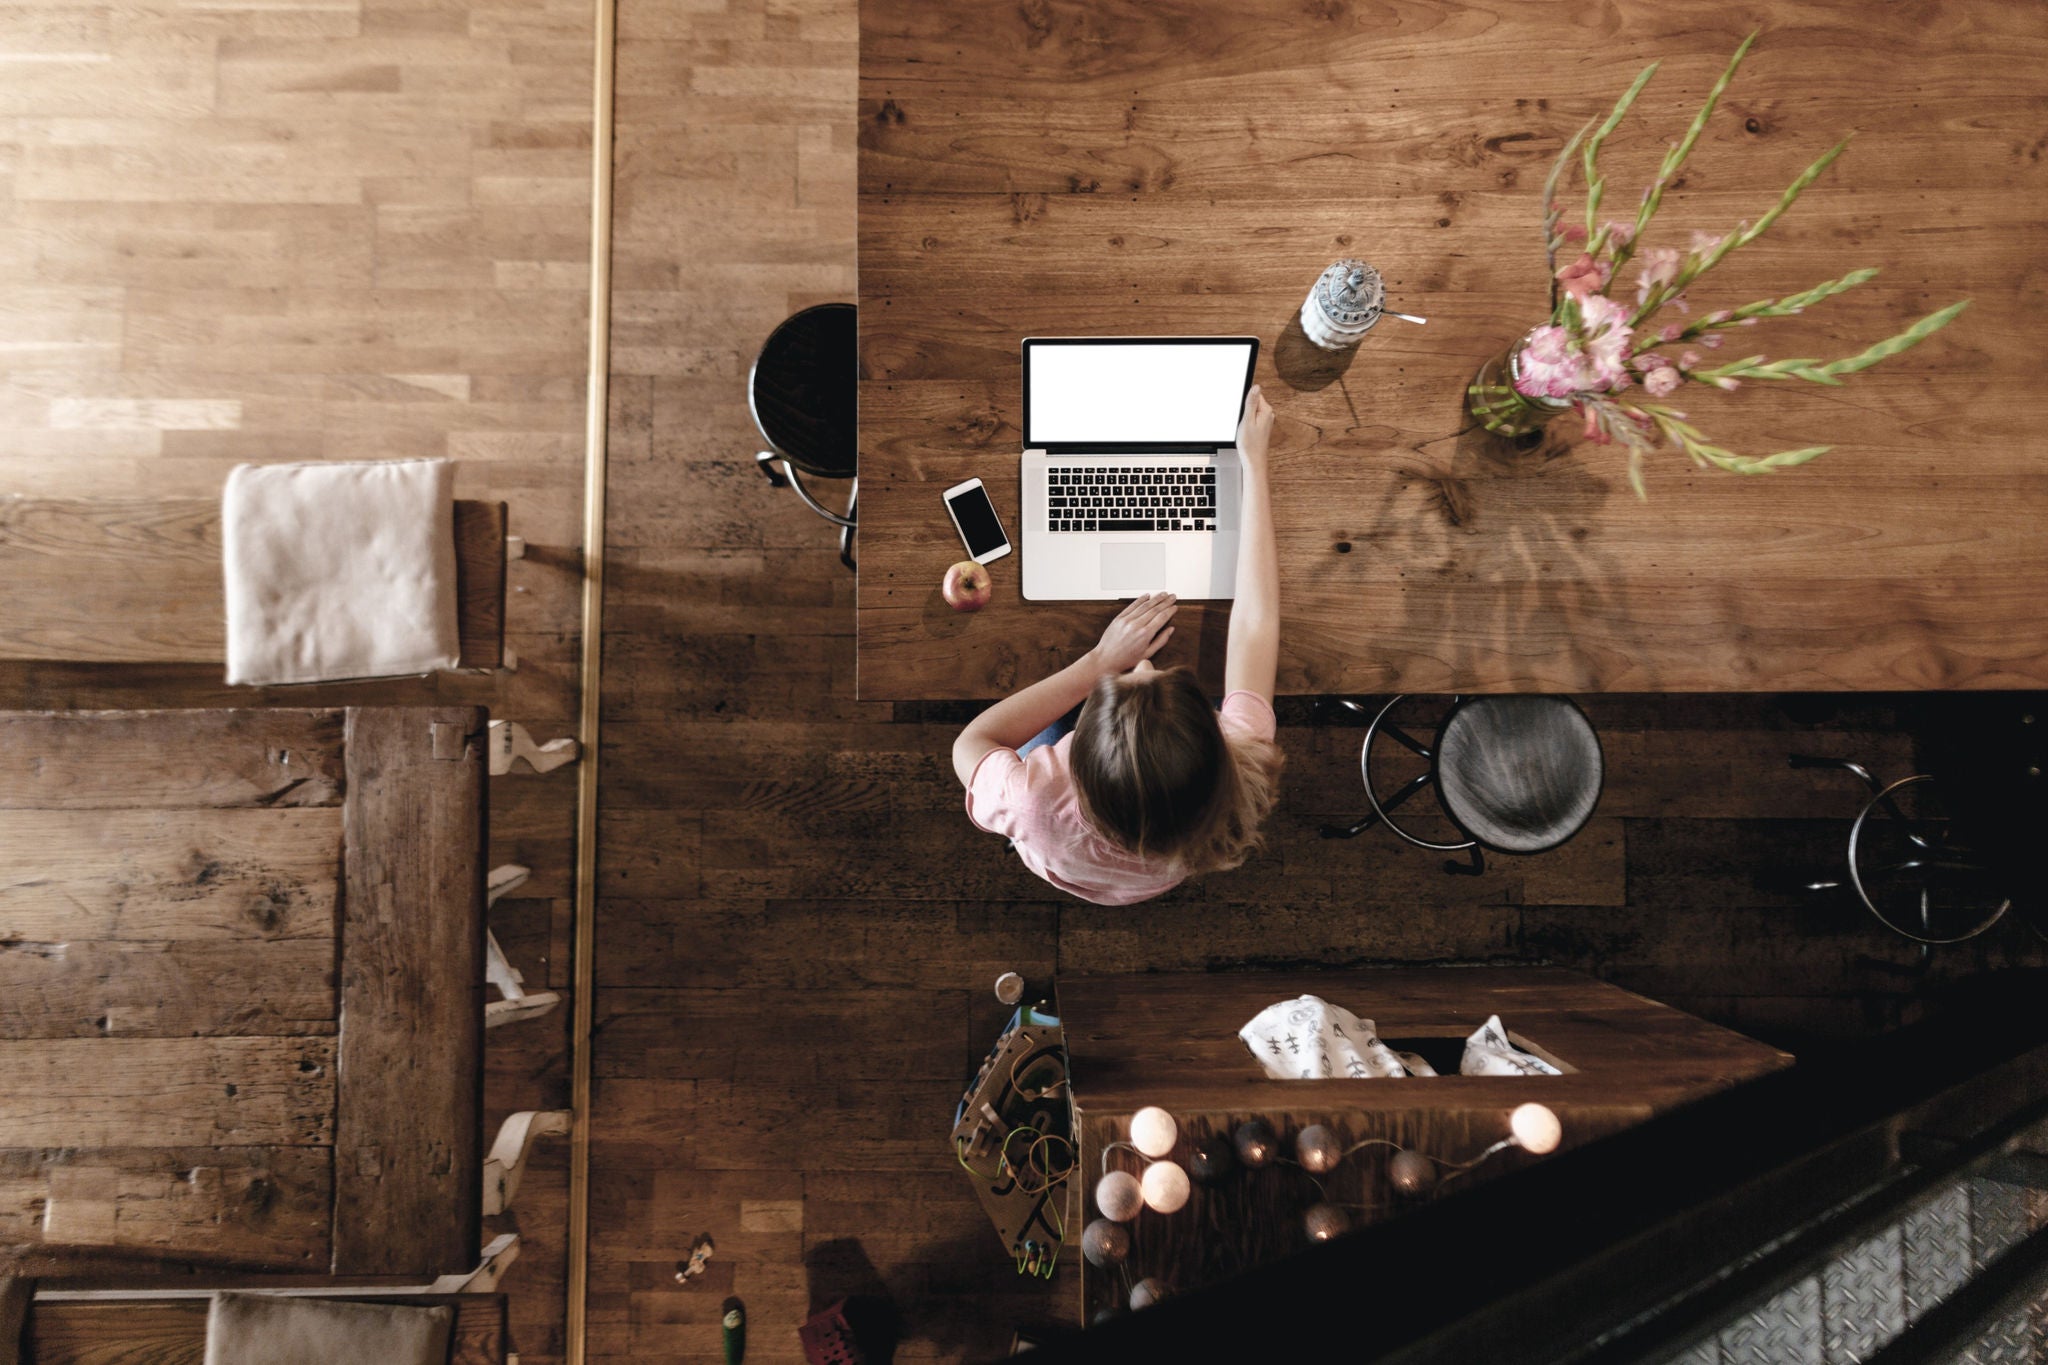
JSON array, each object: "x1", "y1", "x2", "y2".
[
  {"x1": 0, "y1": 1037, "x2": 336, "y2": 1149},
  {"x1": 0, "y1": 497, "x2": 508, "y2": 670},
  {"x1": 26, "y1": 1294, "x2": 509, "y2": 1365},
  {"x1": 333, "y1": 705, "x2": 487, "y2": 1277},
  {"x1": 0, "y1": 1148, "x2": 331, "y2": 1268},
  {"x1": 856, "y1": 0, "x2": 2048, "y2": 697},
  {"x1": 0, "y1": 709, "x2": 344, "y2": 810}
]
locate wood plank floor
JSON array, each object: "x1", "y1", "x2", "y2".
[
  {"x1": 593, "y1": 6, "x2": 2047, "y2": 1364},
  {"x1": 0, "y1": 0, "x2": 591, "y2": 1357}
]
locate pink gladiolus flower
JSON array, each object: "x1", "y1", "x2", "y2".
[
  {"x1": 1556, "y1": 252, "x2": 1605, "y2": 303},
  {"x1": 1580, "y1": 294, "x2": 1634, "y2": 391},
  {"x1": 1512, "y1": 325, "x2": 1584, "y2": 399},
  {"x1": 1680, "y1": 350, "x2": 1702, "y2": 370},
  {"x1": 1659, "y1": 323, "x2": 1683, "y2": 342},
  {"x1": 1643, "y1": 366, "x2": 1682, "y2": 398},
  {"x1": 1634, "y1": 247, "x2": 1681, "y2": 307},
  {"x1": 1603, "y1": 221, "x2": 1635, "y2": 250},
  {"x1": 1560, "y1": 223, "x2": 1588, "y2": 245},
  {"x1": 1689, "y1": 230, "x2": 1726, "y2": 256},
  {"x1": 1635, "y1": 353, "x2": 1668, "y2": 372},
  {"x1": 1711, "y1": 377, "x2": 1741, "y2": 391},
  {"x1": 1580, "y1": 403, "x2": 1610, "y2": 445},
  {"x1": 1701, "y1": 333, "x2": 1723, "y2": 349}
]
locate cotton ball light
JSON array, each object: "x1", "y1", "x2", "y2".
[
  {"x1": 1129, "y1": 1277, "x2": 1172, "y2": 1310},
  {"x1": 1080, "y1": 1218, "x2": 1130, "y2": 1268},
  {"x1": 1129, "y1": 1105, "x2": 1178, "y2": 1159},
  {"x1": 1303, "y1": 1202, "x2": 1349, "y2": 1243},
  {"x1": 1233, "y1": 1118, "x2": 1277, "y2": 1169},
  {"x1": 1094, "y1": 1170, "x2": 1143, "y2": 1222},
  {"x1": 1388, "y1": 1148, "x2": 1438, "y2": 1197},
  {"x1": 1295, "y1": 1124, "x2": 1341, "y2": 1175},
  {"x1": 1187, "y1": 1135, "x2": 1236, "y2": 1185},
  {"x1": 1510, "y1": 1102, "x2": 1562, "y2": 1156},
  {"x1": 1140, "y1": 1160, "x2": 1191, "y2": 1214}
]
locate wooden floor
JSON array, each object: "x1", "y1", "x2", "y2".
[
  {"x1": 4, "y1": 2, "x2": 2045, "y2": 1364},
  {"x1": 0, "y1": 0, "x2": 591, "y2": 1357}
]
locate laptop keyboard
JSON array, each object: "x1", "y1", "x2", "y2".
[{"x1": 1045, "y1": 464, "x2": 1218, "y2": 533}]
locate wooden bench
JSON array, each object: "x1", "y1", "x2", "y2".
[
  {"x1": 26, "y1": 1292, "x2": 507, "y2": 1365},
  {"x1": 0, "y1": 496, "x2": 507, "y2": 670}
]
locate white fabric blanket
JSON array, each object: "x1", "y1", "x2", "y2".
[
  {"x1": 1239, "y1": 997, "x2": 1562, "y2": 1079},
  {"x1": 222, "y1": 459, "x2": 459, "y2": 685}
]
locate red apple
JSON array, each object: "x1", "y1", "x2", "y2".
[{"x1": 942, "y1": 559, "x2": 993, "y2": 611}]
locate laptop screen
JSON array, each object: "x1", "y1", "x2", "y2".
[{"x1": 1023, "y1": 337, "x2": 1258, "y2": 447}]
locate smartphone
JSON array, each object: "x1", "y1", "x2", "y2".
[{"x1": 943, "y1": 478, "x2": 1013, "y2": 564}]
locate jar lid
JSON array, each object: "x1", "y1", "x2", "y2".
[{"x1": 1314, "y1": 259, "x2": 1385, "y2": 327}]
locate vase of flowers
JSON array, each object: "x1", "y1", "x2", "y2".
[{"x1": 1467, "y1": 32, "x2": 1969, "y2": 496}]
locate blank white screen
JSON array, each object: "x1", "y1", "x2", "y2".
[{"x1": 1028, "y1": 341, "x2": 1252, "y2": 444}]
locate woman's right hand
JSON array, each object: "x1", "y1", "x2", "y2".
[
  {"x1": 1090, "y1": 592, "x2": 1178, "y2": 674},
  {"x1": 1237, "y1": 383, "x2": 1274, "y2": 476}
]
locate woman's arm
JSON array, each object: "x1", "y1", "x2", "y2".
[
  {"x1": 1224, "y1": 384, "x2": 1279, "y2": 702},
  {"x1": 951, "y1": 592, "x2": 1180, "y2": 786}
]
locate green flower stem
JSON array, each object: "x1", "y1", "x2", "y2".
[
  {"x1": 1631, "y1": 31, "x2": 1758, "y2": 245},
  {"x1": 1640, "y1": 404, "x2": 1832, "y2": 474},
  {"x1": 1543, "y1": 118, "x2": 1594, "y2": 307},
  {"x1": 1632, "y1": 267, "x2": 1882, "y2": 355},
  {"x1": 1631, "y1": 137, "x2": 1851, "y2": 325},
  {"x1": 1583, "y1": 62, "x2": 1659, "y2": 239},
  {"x1": 1693, "y1": 299, "x2": 1970, "y2": 385}
]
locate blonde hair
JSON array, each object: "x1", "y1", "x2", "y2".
[{"x1": 1068, "y1": 668, "x2": 1282, "y2": 875}]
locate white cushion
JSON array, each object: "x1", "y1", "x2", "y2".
[
  {"x1": 204, "y1": 1293, "x2": 453, "y2": 1365},
  {"x1": 222, "y1": 459, "x2": 459, "y2": 685}
]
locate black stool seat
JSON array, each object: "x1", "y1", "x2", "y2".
[
  {"x1": 750, "y1": 302, "x2": 856, "y2": 479},
  {"x1": 1435, "y1": 696, "x2": 1603, "y2": 853}
]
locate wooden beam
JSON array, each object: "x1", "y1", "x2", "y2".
[
  {"x1": 332, "y1": 706, "x2": 485, "y2": 1277},
  {"x1": 0, "y1": 1038, "x2": 335, "y2": 1148},
  {"x1": 0, "y1": 710, "x2": 345, "y2": 810},
  {"x1": 27, "y1": 1294, "x2": 508, "y2": 1365}
]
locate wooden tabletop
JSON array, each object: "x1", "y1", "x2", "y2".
[
  {"x1": 856, "y1": 0, "x2": 2048, "y2": 699},
  {"x1": 0, "y1": 708, "x2": 487, "y2": 1279}
]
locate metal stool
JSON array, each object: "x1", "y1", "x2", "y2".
[
  {"x1": 1320, "y1": 695, "x2": 1604, "y2": 875},
  {"x1": 751, "y1": 301, "x2": 857, "y2": 570},
  {"x1": 1789, "y1": 755, "x2": 2011, "y2": 946}
]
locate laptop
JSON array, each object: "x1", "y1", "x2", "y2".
[{"x1": 1019, "y1": 336, "x2": 1258, "y2": 601}]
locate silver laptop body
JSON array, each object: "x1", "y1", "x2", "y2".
[{"x1": 1018, "y1": 336, "x2": 1258, "y2": 602}]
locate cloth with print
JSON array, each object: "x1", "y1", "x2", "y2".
[
  {"x1": 222, "y1": 458, "x2": 460, "y2": 685},
  {"x1": 1461, "y1": 1013, "x2": 1563, "y2": 1076},
  {"x1": 1237, "y1": 994, "x2": 1409, "y2": 1080}
]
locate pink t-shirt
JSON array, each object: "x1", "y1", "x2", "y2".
[{"x1": 964, "y1": 690, "x2": 1277, "y2": 905}]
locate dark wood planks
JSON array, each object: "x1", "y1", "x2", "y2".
[
  {"x1": 856, "y1": 0, "x2": 2048, "y2": 698},
  {"x1": 26, "y1": 1294, "x2": 509, "y2": 1365},
  {"x1": 0, "y1": 498, "x2": 511, "y2": 672},
  {"x1": 333, "y1": 706, "x2": 487, "y2": 1277},
  {"x1": 0, "y1": 709, "x2": 345, "y2": 809}
]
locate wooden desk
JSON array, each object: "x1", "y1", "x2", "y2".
[
  {"x1": 0, "y1": 498, "x2": 508, "y2": 670},
  {"x1": 0, "y1": 708, "x2": 486, "y2": 1279},
  {"x1": 1058, "y1": 969, "x2": 1792, "y2": 1318},
  {"x1": 857, "y1": 0, "x2": 2048, "y2": 699}
]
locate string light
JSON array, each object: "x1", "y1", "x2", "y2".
[
  {"x1": 1129, "y1": 1106, "x2": 1178, "y2": 1159},
  {"x1": 1295, "y1": 1124, "x2": 1341, "y2": 1175},
  {"x1": 1388, "y1": 1148, "x2": 1438, "y2": 1196},
  {"x1": 1233, "y1": 1119, "x2": 1277, "y2": 1169},
  {"x1": 1140, "y1": 1160, "x2": 1191, "y2": 1214},
  {"x1": 1510, "y1": 1102, "x2": 1562, "y2": 1155},
  {"x1": 1129, "y1": 1277, "x2": 1172, "y2": 1310},
  {"x1": 1187, "y1": 1135, "x2": 1236, "y2": 1184},
  {"x1": 1081, "y1": 1219, "x2": 1130, "y2": 1268},
  {"x1": 1303, "y1": 1202, "x2": 1349, "y2": 1242},
  {"x1": 1094, "y1": 1170, "x2": 1143, "y2": 1222}
]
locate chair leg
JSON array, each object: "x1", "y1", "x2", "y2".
[
  {"x1": 1445, "y1": 846, "x2": 1486, "y2": 876},
  {"x1": 1320, "y1": 768, "x2": 1433, "y2": 840},
  {"x1": 838, "y1": 481, "x2": 858, "y2": 572},
  {"x1": 487, "y1": 720, "x2": 579, "y2": 776},
  {"x1": 756, "y1": 450, "x2": 789, "y2": 488},
  {"x1": 483, "y1": 1110, "x2": 573, "y2": 1216},
  {"x1": 429, "y1": 1232, "x2": 522, "y2": 1294}
]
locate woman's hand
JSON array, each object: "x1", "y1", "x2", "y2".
[
  {"x1": 1237, "y1": 383, "x2": 1274, "y2": 477},
  {"x1": 1090, "y1": 592, "x2": 1178, "y2": 674}
]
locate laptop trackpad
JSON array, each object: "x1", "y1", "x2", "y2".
[{"x1": 1099, "y1": 543, "x2": 1166, "y2": 594}]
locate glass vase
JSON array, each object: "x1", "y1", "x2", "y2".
[{"x1": 1467, "y1": 343, "x2": 1568, "y2": 438}]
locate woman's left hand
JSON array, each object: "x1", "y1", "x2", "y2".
[{"x1": 1090, "y1": 592, "x2": 1178, "y2": 673}]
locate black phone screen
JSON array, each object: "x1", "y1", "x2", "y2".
[{"x1": 947, "y1": 484, "x2": 1009, "y2": 557}]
